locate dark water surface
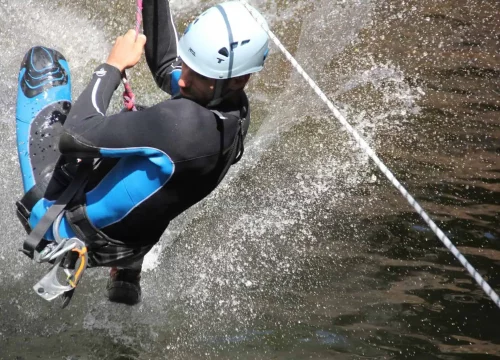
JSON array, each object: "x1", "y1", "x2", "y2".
[{"x1": 0, "y1": 0, "x2": 499, "y2": 359}]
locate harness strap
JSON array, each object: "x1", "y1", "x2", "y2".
[
  {"x1": 16, "y1": 183, "x2": 45, "y2": 234},
  {"x1": 233, "y1": 119, "x2": 245, "y2": 164},
  {"x1": 63, "y1": 201, "x2": 155, "y2": 268},
  {"x1": 20, "y1": 183, "x2": 45, "y2": 211},
  {"x1": 212, "y1": 110, "x2": 246, "y2": 165},
  {"x1": 65, "y1": 204, "x2": 108, "y2": 247},
  {"x1": 21, "y1": 161, "x2": 92, "y2": 259},
  {"x1": 211, "y1": 110, "x2": 246, "y2": 185}
]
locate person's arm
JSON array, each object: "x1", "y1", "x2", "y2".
[
  {"x1": 59, "y1": 64, "x2": 153, "y2": 158},
  {"x1": 59, "y1": 30, "x2": 159, "y2": 158},
  {"x1": 142, "y1": 0, "x2": 182, "y2": 96},
  {"x1": 59, "y1": 28, "x2": 211, "y2": 161}
]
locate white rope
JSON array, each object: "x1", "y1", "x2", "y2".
[{"x1": 239, "y1": 0, "x2": 500, "y2": 309}]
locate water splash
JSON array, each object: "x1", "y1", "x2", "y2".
[{"x1": 0, "y1": 0, "x2": 432, "y2": 358}]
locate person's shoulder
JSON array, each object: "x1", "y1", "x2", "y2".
[
  {"x1": 145, "y1": 98, "x2": 219, "y2": 140},
  {"x1": 146, "y1": 99, "x2": 225, "y2": 160},
  {"x1": 154, "y1": 98, "x2": 215, "y2": 120}
]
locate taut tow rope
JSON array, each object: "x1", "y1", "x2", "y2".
[
  {"x1": 121, "y1": 0, "x2": 143, "y2": 111},
  {"x1": 239, "y1": 0, "x2": 500, "y2": 309}
]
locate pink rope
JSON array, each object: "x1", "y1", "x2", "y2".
[
  {"x1": 122, "y1": 0, "x2": 143, "y2": 112},
  {"x1": 135, "y1": 0, "x2": 143, "y2": 36}
]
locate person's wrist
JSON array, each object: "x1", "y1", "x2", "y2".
[{"x1": 106, "y1": 61, "x2": 125, "y2": 73}]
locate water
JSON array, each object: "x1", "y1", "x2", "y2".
[{"x1": 0, "y1": 0, "x2": 499, "y2": 358}]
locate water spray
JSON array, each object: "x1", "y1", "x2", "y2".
[{"x1": 239, "y1": 0, "x2": 500, "y2": 309}]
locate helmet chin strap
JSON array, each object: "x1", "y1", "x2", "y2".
[{"x1": 207, "y1": 79, "x2": 228, "y2": 107}]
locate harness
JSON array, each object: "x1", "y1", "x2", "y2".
[
  {"x1": 16, "y1": 107, "x2": 247, "y2": 307},
  {"x1": 16, "y1": 160, "x2": 93, "y2": 308}
]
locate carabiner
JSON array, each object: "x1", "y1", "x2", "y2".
[{"x1": 33, "y1": 238, "x2": 88, "y2": 304}]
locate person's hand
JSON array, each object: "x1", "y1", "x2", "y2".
[{"x1": 106, "y1": 30, "x2": 147, "y2": 72}]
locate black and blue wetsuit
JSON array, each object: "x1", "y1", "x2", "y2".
[{"x1": 20, "y1": 0, "x2": 250, "y2": 267}]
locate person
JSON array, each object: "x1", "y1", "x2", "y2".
[{"x1": 15, "y1": 0, "x2": 270, "y2": 305}]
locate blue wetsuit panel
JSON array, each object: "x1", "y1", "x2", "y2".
[
  {"x1": 170, "y1": 69, "x2": 181, "y2": 97},
  {"x1": 29, "y1": 199, "x2": 75, "y2": 240},
  {"x1": 28, "y1": 148, "x2": 174, "y2": 241},
  {"x1": 86, "y1": 149, "x2": 174, "y2": 229}
]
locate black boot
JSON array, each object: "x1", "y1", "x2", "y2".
[{"x1": 106, "y1": 267, "x2": 142, "y2": 305}]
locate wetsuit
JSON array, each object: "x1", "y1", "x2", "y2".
[{"x1": 19, "y1": 0, "x2": 250, "y2": 267}]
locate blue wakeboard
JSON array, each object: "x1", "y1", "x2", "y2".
[{"x1": 16, "y1": 46, "x2": 72, "y2": 193}]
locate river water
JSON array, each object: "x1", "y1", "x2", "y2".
[{"x1": 0, "y1": 0, "x2": 499, "y2": 359}]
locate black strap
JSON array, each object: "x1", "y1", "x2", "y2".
[
  {"x1": 21, "y1": 161, "x2": 92, "y2": 259},
  {"x1": 210, "y1": 110, "x2": 245, "y2": 186},
  {"x1": 65, "y1": 203, "x2": 155, "y2": 268},
  {"x1": 65, "y1": 204, "x2": 108, "y2": 246},
  {"x1": 20, "y1": 183, "x2": 45, "y2": 212},
  {"x1": 233, "y1": 119, "x2": 244, "y2": 164}
]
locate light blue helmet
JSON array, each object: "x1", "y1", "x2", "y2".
[{"x1": 178, "y1": 1, "x2": 270, "y2": 80}]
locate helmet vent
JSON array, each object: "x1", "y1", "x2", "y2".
[
  {"x1": 218, "y1": 47, "x2": 229, "y2": 57},
  {"x1": 241, "y1": 40, "x2": 251, "y2": 46},
  {"x1": 231, "y1": 42, "x2": 239, "y2": 50}
]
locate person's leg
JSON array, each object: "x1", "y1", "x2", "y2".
[
  {"x1": 85, "y1": 239, "x2": 153, "y2": 304},
  {"x1": 107, "y1": 256, "x2": 145, "y2": 305}
]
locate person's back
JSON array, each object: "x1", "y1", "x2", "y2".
[{"x1": 59, "y1": 93, "x2": 247, "y2": 241}]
